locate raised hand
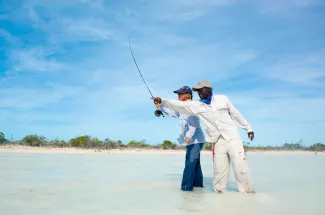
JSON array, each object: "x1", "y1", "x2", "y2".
[
  {"x1": 152, "y1": 97, "x2": 162, "y2": 105},
  {"x1": 248, "y1": 131, "x2": 254, "y2": 141}
]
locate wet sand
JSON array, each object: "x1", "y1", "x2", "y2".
[{"x1": 0, "y1": 145, "x2": 324, "y2": 155}]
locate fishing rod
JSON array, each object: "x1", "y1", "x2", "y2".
[{"x1": 128, "y1": 32, "x2": 164, "y2": 118}]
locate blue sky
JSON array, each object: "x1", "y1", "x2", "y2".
[{"x1": 1, "y1": 0, "x2": 325, "y2": 146}]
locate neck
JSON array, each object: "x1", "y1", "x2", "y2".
[{"x1": 201, "y1": 93, "x2": 213, "y2": 104}]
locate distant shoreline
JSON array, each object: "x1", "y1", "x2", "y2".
[{"x1": 0, "y1": 145, "x2": 324, "y2": 155}]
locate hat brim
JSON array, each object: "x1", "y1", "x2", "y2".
[
  {"x1": 192, "y1": 84, "x2": 212, "y2": 91},
  {"x1": 192, "y1": 85, "x2": 203, "y2": 91},
  {"x1": 173, "y1": 90, "x2": 190, "y2": 94}
]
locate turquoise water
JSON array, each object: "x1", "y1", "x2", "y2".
[{"x1": 0, "y1": 152, "x2": 324, "y2": 215}]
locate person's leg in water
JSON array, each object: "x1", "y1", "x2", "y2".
[
  {"x1": 181, "y1": 143, "x2": 203, "y2": 191},
  {"x1": 181, "y1": 144, "x2": 193, "y2": 191},
  {"x1": 193, "y1": 143, "x2": 204, "y2": 187}
]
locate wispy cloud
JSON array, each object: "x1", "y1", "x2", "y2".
[
  {"x1": 156, "y1": 0, "x2": 239, "y2": 22},
  {"x1": 259, "y1": 52, "x2": 325, "y2": 87},
  {"x1": 0, "y1": 84, "x2": 81, "y2": 109},
  {"x1": 9, "y1": 48, "x2": 65, "y2": 74},
  {"x1": 57, "y1": 18, "x2": 115, "y2": 42},
  {"x1": 160, "y1": 9, "x2": 207, "y2": 22},
  {"x1": 255, "y1": 0, "x2": 323, "y2": 13},
  {"x1": 0, "y1": 29, "x2": 26, "y2": 48}
]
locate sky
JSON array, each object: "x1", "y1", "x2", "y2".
[{"x1": 0, "y1": 0, "x2": 325, "y2": 146}]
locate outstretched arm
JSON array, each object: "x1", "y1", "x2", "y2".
[
  {"x1": 160, "y1": 98, "x2": 198, "y2": 116},
  {"x1": 226, "y1": 96, "x2": 253, "y2": 134},
  {"x1": 158, "y1": 104, "x2": 179, "y2": 117}
]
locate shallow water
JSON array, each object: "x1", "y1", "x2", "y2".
[{"x1": 0, "y1": 152, "x2": 324, "y2": 215}]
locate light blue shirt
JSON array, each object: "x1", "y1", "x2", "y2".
[{"x1": 159, "y1": 103, "x2": 205, "y2": 146}]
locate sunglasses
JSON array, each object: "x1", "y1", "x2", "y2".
[{"x1": 197, "y1": 87, "x2": 208, "y2": 93}]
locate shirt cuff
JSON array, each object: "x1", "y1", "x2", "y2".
[{"x1": 160, "y1": 98, "x2": 168, "y2": 105}]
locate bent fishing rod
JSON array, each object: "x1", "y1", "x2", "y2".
[{"x1": 128, "y1": 32, "x2": 164, "y2": 117}]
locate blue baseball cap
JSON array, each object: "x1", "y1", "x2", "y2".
[{"x1": 173, "y1": 86, "x2": 192, "y2": 94}]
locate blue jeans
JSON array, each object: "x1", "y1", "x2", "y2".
[{"x1": 181, "y1": 143, "x2": 204, "y2": 191}]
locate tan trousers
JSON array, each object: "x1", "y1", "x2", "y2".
[{"x1": 212, "y1": 134, "x2": 253, "y2": 193}]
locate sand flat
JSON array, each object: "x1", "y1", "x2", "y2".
[{"x1": 0, "y1": 145, "x2": 324, "y2": 155}]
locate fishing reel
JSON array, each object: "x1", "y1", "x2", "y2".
[{"x1": 154, "y1": 109, "x2": 165, "y2": 117}]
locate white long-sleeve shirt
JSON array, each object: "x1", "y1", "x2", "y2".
[
  {"x1": 159, "y1": 103, "x2": 205, "y2": 145},
  {"x1": 161, "y1": 94, "x2": 253, "y2": 143}
]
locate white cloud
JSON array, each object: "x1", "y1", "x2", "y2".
[
  {"x1": 261, "y1": 52, "x2": 325, "y2": 87},
  {"x1": 268, "y1": 67, "x2": 324, "y2": 87},
  {"x1": 23, "y1": 0, "x2": 83, "y2": 8},
  {"x1": 0, "y1": 29, "x2": 27, "y2": 48},
  {"x1": 9, "y1": 47, "x2": 66, "y2": 74},
  {"x1": 255, "y1": 0, "x2": 323, "y2": 14},
  {"x1": 0, "y1": 84, "x2": 82, "y2": 109},
  {"x1": 79, "y1": 0, "x2": 106, "y2": 12},
  {"x1": 224, "y1": 88, "x2": 325, "y2": 146},
  {"x1": 16, "y1": 0, "x2": 115, "y2": 45},
  {"x1": 59, "y1": 19, "x2": 115, "y2": 42},
  {"x1": 124, "y1": 32, "x2": 259, "y2": 87},
  {"x1": 182, "y1": 0, "x2": 239, "y2": 6},
  {"x1": 160, "y1": 9, "x2": 207, "y2": 22},
  {"x1": 229, "y1": 91, "x2": 325, "y2": 122},
  {"x1": 156, "y1": 0, "x2": 239, "y2": 22},
  {"x1": 25, "y1": 5, "x2": 48, "y2": 30}
]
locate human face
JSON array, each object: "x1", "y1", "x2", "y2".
[
  {"x1": 178, "y1": 93, "x2": 191, "y2": 101},
  {"x1": 197, "y1": 87, "x2": 212, "y2": 100}
]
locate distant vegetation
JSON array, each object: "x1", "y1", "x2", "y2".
[
  {"x1": 0, "y1": 132, "x2": 181, "y2": 150},
  {"x1": 0, "y1": 132, "x2": 324, "y2": 152},
  {"x1": 243, "y1": 139, "x2": 325, "y2": 152}
]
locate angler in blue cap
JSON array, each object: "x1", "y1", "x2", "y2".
[
  {"x1": 153, "y1": 81, "x2": 256, "y2": 194},
  {"x1": 155, "y1": 86, "x2": 205, "y2": 191}
]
